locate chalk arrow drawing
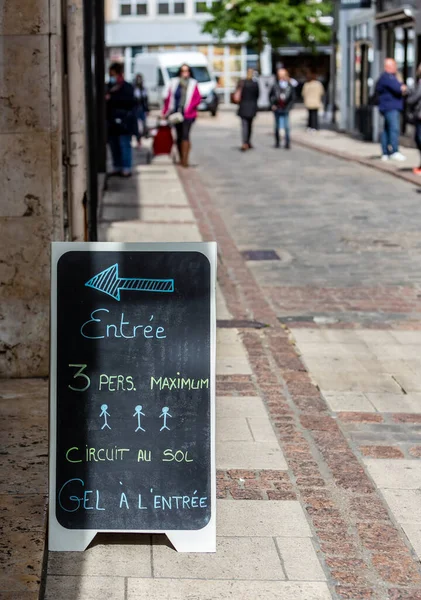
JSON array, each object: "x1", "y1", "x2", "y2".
[{"x1": 85, "y1": 264, "x2": 174, "y2": 301}]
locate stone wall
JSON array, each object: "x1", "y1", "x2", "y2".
[{"x1": 0, "y1": 0, "x2": 64, "y2": 377}]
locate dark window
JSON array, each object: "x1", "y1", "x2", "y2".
[
  {"x1": 174, "y1": 2, "x2": 185, "y2": 13},
  {"x1": 120, "y1": 4, "x2": 131, "y2": 15},
  {"x1": 136, "y1": 3, "x2": 147, "y2": 14},
  {"x1": 195, "y1": 1, "x2": 207, "y2": 11},
  {"x1": 158, "y1": 3, "x2": 169, "y2": 13},
  {"x1": 158, "y1": 68, "x2": 165, "y2": 87}
]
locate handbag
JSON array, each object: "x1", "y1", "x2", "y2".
[
  {"x1": 167, "y1": 112, "x2": 184, "y2": 125},
  {"x1": 231, "y1": 83, "x2": 243, "y2": 105}
]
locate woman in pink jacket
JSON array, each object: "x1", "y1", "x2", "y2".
[{"x1": 163, "y1": 64, "x2": 201, "y2": 167}]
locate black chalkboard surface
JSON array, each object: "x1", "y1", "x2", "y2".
[{"x1": 50, "y1": 244, "x2": 215, "y2": 547}]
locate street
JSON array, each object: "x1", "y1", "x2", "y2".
[
  {"x1": 37, "y1": 109, "x2": 421, "y2": 599},
  {"x1": 4, "y1": 0, "x2": 421, "y2": 596},
  {"x1": 195, "y1": 109, "x2": 421, "y2": 296}
]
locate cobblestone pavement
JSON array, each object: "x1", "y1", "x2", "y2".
[
  {"x1": 31, "y1": 111, "x2": 421, "y2": 599},
  {"x1": 194, "y1": 109, "x2": 421, "y2": 324},
  {"x1": 183, "y1": 110, "x2": 421, "y2": 598}
]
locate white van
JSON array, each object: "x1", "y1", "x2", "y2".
[{"x1": 133, "y1": 51, "x2": 219, "y2": 116}]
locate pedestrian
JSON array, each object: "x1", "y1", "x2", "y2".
[
  {"x1": 106, "y1": 62, "x2": 137, "y2": 177},
  {"x1": 269, "y1": 68, "x2": 295, "y2": 149},
  {"x1": 302, "y1": 72, "x2": 324, "y2": 132},
  {"x1": 376, "y1": 58, "x2": 407, "y2": 162},
  {"x1": 407, "y1": 64, "x2": 421, "y2": 175},
  {"x1": 133, "y1": 73, "x2": 149, "y2": 141},
  {"x1": 163, "y1": 63, "x2": 201, "y2": 168},
  {"x1": 236, "y1": 68, "x2": 260, "y2": 151}
]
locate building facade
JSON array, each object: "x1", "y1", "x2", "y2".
[
  {"x1": 339, "y1": 0, "x2": 420, "y2": 141},
  {"x1": 0, "y1": 0, "x2": 100, "y2": 378},
  {"x1": 105, "y1": 0, "x2": 264, "y2": 103}
]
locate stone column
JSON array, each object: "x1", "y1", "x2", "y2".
[
  {"x1": 66, "y1": 0, "x2": 87, "y2": 241},
  {"x1": 0, "y1": 0, "x2": 64, "y2": 377}
]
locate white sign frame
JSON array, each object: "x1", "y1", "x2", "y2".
[{"x1": 49, "y1": 241, "x2": 217, "y2": 553}]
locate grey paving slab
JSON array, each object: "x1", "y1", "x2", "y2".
[
  {"x1": 47, "y1": 539, "x2": 152, "y2": 577},
  {"x1": 217, "y1": 500, "x2": 312, "y2": 537},
  {"x1": 216, "y1": 342, "x2": 251, "y2": 358},
  {"x1": 354, "y1": 330, "x2": 398, "y2": 345},
  {"x1": 99, "y1": 221, "x2": 202, "y2": 243},
  {"x1": 303, "y1": 356, "x2": 367, "y2": 374},
  {"x1": 370, "y1": 344, "x2": 421, "y2": 360},
  {"x1": 381, "y1": 489, "x2": 421, "y2": 523},
  {"x1": 128, "y1": 579, "x2": 333, "y2": 600},
  {"x1": 322, "y1": 391, "x2": 375, "y2": 412},
  {"x1": 365, "y1": 392, "x2": 421, "y2": 413},
  {"x1": 138, "y1": 181, "x2": 189, "y2": 205},
  {"x1": 402, "y1": 523, "x2": 421, "y2": 559},
  {"x1": 364, "y1": 459, "x2": 421, "y2": 490},
  {"x1": 297, "y1": 343, "x2": 376, "y2": 359},
  {"x1": 152, "y1": 536, "x2": 285, "y2": 580},
  {"x1": 276, "y1": 538, "x2": 326, "y2": 581},
  {"x1": 44, "y1": 576, "x2": 125, "y2": 600},
  {"x1": 248, "y1": 417, "x2": 278, "y2": 442},
  {"x1": 216, "y1": 396, "x2": 267, "y2": 419},
  {"x1": 318, "y1": 372, "x2": 402, "y2": 394},
  {"x1": 216, "y1": 417, "x2": 254, "y2": 442},
  {"x1": 216, "y1": 283, "x2": 232, "y2": 320},
  {"x1": 216, "y1": 357, "x2": 253, "y2": 375},
  {"x1": 217, "y1": 440, "x2": 287, "y2": 470},
  {"x1": 291, "y1": 329, "x2": 330, "y2": 344},
  {"x1": 216, "y1": 329, "x2": 244, "y2": 345},
  {"x1": 391, "y1": 331, "x2": 421, "y2": 344},
  {"x1": 140, "y1": 206, "x2": 195, "y2": 222},
  {"x1": 393, "y1": 372, "x2": 421, "y2": 392}
]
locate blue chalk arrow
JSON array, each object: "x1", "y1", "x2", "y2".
[{"x1": 85, "y1": 264, "x2": 174, "y2": 301}]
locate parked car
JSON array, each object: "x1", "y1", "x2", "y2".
[{"x1": 133, "y1": 51, "x2": 219, "y2": 116}]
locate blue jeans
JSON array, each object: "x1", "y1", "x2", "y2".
[
  {"x1": 108, "y1": 134, "x2": 132, "y2": 172},
  {"x1": 381, "y1": 110, "x2": 400, "y2": 156},
  {"x1": 274, "y1": 110, "x2": 290, "y2": 145}
]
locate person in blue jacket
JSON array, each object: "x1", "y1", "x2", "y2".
[
  {"x1": 106, "y1": 63, "x2": 137, "y2": 177},
  {"x1": 376, "y1": 58, "x2": 407, "y2": 162}
]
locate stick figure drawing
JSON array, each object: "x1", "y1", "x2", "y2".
[
  {"x1": 159, "y1": 406, "x2": 172, "y2": 431},
  {"x1": 133, "y1": 405, "x2": 146, "y2": 432},
  {"x1": 99, "y1": 404, "x2": 111, "y2": 430}
]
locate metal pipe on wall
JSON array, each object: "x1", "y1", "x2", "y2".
[{"x1": 83, "y1": 0, "x2": 98, "y2": 241}]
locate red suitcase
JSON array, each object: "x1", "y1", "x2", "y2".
[{"x1": 152, "y1": 124, "x2": 174, "y2": 156}]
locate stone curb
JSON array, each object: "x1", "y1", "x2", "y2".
[{"x1": 292, "y1": 134, "x2": 421, "y2": 188}]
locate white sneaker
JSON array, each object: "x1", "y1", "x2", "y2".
[
  {"x1": 381, "y1": 155, "x2": 389, "y2": 162},
  {"x1": 390, "y1": 152, "x2": 406, "y2": 161}
]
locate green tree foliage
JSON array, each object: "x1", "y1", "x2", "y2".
[{"x1": 202, "y1": 0, "x2": 332, "y2": 55}]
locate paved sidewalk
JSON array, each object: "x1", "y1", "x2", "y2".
[
  {"x1": 289, "y1": 109, "x2": 421, "y2": 187},
  {"x1": 43, "y1": 153, "x2": 332, "y2": 599},
  {"x1": 0, "y1": 378, "x2": 48, "y2": 600},
  {"x1": 10, "y1": 110, "x2": 420, "y2": 600}
]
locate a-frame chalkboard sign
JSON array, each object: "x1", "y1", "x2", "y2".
[{"x1": 49, "y1": 242, "x2": 216, "y2": 552}]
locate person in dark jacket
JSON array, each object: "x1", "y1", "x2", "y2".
[
  {"x1": 269, "y1": 68, "x2": 295, "y2": 149},
  {"x1": 376, "y1": 58, "x2": 407, "y2": 162},
  {"x1": 237, "y1": 68, "x2": 260, "y2": 151},
  {"x1": 134, "y1": 73, "x2": 149, "y2": 141},
  {"x1": 106, "y1": 62, "x2": 137, "y2": 177},
  {"x1": 407, "y1": 64, "x2": 421, "y2": 175}
]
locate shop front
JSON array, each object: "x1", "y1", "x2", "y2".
[
  {"x1": 340, "y1": 7, "x2": 377, "y2": 140},
  {"x1": 376, "y1": 0, "x2": 417, "y2": 135}
]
